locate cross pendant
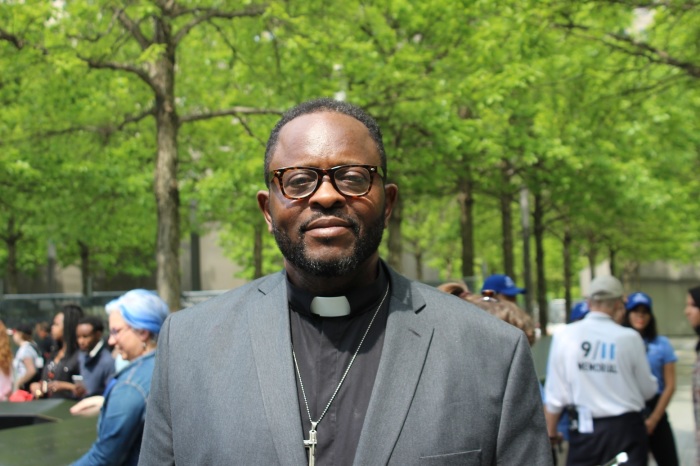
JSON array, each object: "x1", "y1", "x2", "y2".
[{"x1": 303, "y1": 421, "x2": 318, "y2": 466}]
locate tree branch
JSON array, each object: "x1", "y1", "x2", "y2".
[
  {"x1": 586, "y1": 0, "x2": 699, "y2": 11},
  {"x1": 79, "y1": 55, "x2": 156, "y2": 91},
  {"x1": 606, "y1": 32, "x2": 700, "y2": 78},
  {"x1": 0, "y1": 28, "x2": 25, "y2": 49},
  {"x1": 0, "y1": 107, "x2": 155, "y2": 146},
  {"x1": 172, "y1": 5, "x2": 267, "y2": 46},
  {"x1": 235, "y1": 116, "x2": 267, "y2": 147},
  {"x1": 115, "y1": 8, "x2": 152, "y2": 50},
  {"x1": 554, "y1": 20, "x2": 700, "y2": 79},
  {"x1": 179, "y1": 106, "x2": 281, "y2": 124}
]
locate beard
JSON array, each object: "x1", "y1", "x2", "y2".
[{"x1": 271, "y1": 207, "x2": 386, "y2": 277}]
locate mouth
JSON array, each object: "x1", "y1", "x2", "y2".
[{"x1": 302, "y1": 216, "x2": 356, "y2": 238}]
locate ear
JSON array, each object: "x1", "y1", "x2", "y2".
[
  {"x1": 382, "y1": 183, "x2": 398, "y2": 228},
  {"x1": 257, "y1": 190, "x2": 274, "y2": 233},
  {"x1": 136, "y1": 329, "x2": 150, "y2": 342}
]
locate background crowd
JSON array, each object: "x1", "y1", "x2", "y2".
[
  {"x1": 438, "y1": 274, "x2": 700, "y2": 466},
  {"x1": 0, "y1": 289, "x2": 169, "y2": 465},
  {"x1": 1, "y1": 277, "x2": 699, "y2": 465}
]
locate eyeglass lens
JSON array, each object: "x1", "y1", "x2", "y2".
[{"x1": 280, "y1": 166, "x2": 373, "y2": 198}]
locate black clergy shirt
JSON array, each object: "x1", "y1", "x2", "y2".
[{"x1": 287, "y1": 264, "x2": 390, "y2": 466}]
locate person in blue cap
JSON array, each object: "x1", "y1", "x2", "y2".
[
  {"x1": 623, "y1": 291, "x2": 679, "y2": 466},
  {"x1": 481, "y1": 274, "x2": 526, "y2": 303},
  {"x1": 569, "y1": 301, "x2": 589, "y2": 323}
]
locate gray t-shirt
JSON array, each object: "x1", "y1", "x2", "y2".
[{"x1": 13, "y1": 341, "x2": 42, "y2": 381}]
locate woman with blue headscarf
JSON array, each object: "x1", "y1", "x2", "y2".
[{"x1": 73, "y1": 289, "x2": 169, "y2": 466}]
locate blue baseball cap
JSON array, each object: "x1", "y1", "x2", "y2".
[
  {"x1": 569, "y1": 301, "x2": 589, "y2": 322},
  {"x1": 481, "y1": 274, "x2": 526, "y2": 297},
  {"x1": 625, "y1": 292, "x2": 653, "y2": 313}
]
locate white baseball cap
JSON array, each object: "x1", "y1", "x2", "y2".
[{"x1": 589, "y1": 275, "x2": 624, "y2": 300}]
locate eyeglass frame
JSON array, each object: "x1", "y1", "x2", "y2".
[
  {"x1": 267, "y1": 164, "x2": 386, "y2": 200},
  {"x1": 109, "y1": 326, "x2": 132, "y2": 338}
]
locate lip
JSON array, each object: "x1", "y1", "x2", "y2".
[
  {"x1": 304, "y1": 217, "x2": 353, "y2": 238},
  {"x1": 305, "y1": 217, "x2": 352, "y2": 229}
]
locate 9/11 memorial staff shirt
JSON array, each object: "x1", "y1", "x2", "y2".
[{"x1": 544, "y1": 311, "x2": 658, "y2": 418}]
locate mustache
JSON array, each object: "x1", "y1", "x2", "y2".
[{"x1": 299, "y1": 211, "x2": 360, "y2": 235}]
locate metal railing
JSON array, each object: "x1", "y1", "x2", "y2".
[{"x1": 0, "y1": 290, "x2": 228, "y2": 327}]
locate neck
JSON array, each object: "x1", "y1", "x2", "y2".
[{"x1": 285, "y1": 255, "x2": 380, "y2": 296}]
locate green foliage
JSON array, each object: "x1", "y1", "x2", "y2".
[{"x1": 0, "y1": 0, "x2": 698, "y2": 297}]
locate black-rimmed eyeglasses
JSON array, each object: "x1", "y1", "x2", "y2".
[{"x1": 268, "y1": 165, "x2": 384, "y2": 200}]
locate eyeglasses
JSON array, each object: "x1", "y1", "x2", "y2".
[
  {"x1": 109, "y1": 326, "x2": 131, "y2": 337},
  {"x1": 268, "y1": 164, "x2": 384, "y2": 200}
]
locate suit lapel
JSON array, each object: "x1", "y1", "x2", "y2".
[
  {"x1": 248, "y1": 273, "x2": 307, "y2": 466},
  {"x1": 353, "y1": 272, "x2": 433, "y2": 466}
]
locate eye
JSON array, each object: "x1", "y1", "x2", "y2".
[
  {"x1": 336, "y1": 167, "x2": 370, "y2": 185},
  {"x1": 284, "y1": 170, "x2": 317, "y2": 188}
]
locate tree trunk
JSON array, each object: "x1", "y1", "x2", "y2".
[
  {"x1": 587, "y1": 242, "x2": 597, "y2": 280},
  {"x1": 387, "y1": 193, "x2": 403, "y2": 273},
  {"x1": 189, "y1": 202, "x2": 201, "y2": 291},
  {"x1": 562, "y1": 225, "x2": 572, "y2": 322},
  {"x1": 189, "y1": 231, "x2": 201, "y2": 291},
  {"x1": 414, "y1": 248, "x2": 423, "y2": 282},
  {"x1": 3, "y1": 216, "x2": 20, "y2": 294},
  {"x1": 500, "y1": 168, "x2": 516, "y2": 280},
  {"x1": 152, "y1": 32, "x2": 181, "y2": 311},
  {"x1": 457, "y1": 172, "x2": 475, "y2": 279},
  {"x1": 519, "y1": 187, "x2": 533, "y2": 314},
  {"x1": 533, "y1": 192, "x2": 548, "y2": 335},
  {"x1": 78, "y1": 240, "x2": 90, "y2": 296},
  {"x1": 253, "y1": 223, "x2": 263, "y2": 279},
  {"x1": 609, "y1": 246, "x2": 617, "y2": 277}
]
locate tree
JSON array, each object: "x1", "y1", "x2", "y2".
[{"x1": 1, "y1": 1, "x2": 280, "y2": 309}]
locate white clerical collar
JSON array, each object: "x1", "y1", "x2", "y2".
[{"x1": 310, "y1": 296, "x2": 351, "y2": 317}]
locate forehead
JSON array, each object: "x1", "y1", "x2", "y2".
[
  {"x1": 76, "y1": 323, "x2": 95, "y2": 334},
  {"x1": 271, "y1": 112, "x2": 380, "y2": 168},
  {"x1": 109, "y1": 311, "x2": 126, "y2": 327}
]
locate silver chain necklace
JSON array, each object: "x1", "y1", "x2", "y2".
[{"x1": 292, "y1": 284, "x2": 390, "y2": 466}]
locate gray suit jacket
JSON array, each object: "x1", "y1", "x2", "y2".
[{"x1": 139, "y1": 268, "x2": 552, "y2": 465}]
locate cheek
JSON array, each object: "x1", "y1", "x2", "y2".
[{"x1": 692, "y1": 309, "x2": 700, "y2": 326}]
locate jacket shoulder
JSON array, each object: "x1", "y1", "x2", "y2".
[
  {"x1": 168, "y1": 272, "x2": 284, "y2": 325},
  {"x1": 391, "y1": 270, "x2": 526, "y2": 342}
]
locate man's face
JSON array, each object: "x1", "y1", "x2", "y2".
[
  {"x1": 257, "y1": 111, "x2": 397, "y2": 277},
  {"x1": 76, "y1": 323, "x2": 101, "y2": 353}
]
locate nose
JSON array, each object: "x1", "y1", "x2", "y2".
[
  {"x1": 308, "y1": 175, "x2": 346, "y2": 209},
  {"x1": 108, "y1": 334, "x2": 117, "y2": 346}
]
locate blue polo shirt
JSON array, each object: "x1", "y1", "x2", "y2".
[{"x1": 644, "y1": 336, "x2": 677, "y2": 394}]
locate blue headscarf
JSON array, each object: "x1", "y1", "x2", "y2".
[{"x1": 106, "y1": 289, "x2": 169, "y2": 335}]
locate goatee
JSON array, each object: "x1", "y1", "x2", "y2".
[{"x1": 272, "y1": 209, "x2": 385, "y2": 277}]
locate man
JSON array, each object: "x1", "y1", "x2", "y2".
[
  {"x1": 140, "y1": 98, "x2": 551, "y2": 465},
  {"x1": 76, "y1": 315, "x2": 114, "y2": 397},
  {"x1": 544, "y1": 275, "x2": 658, "y2": 465},
  {"x1": 481, "y1": 274, "x2": 526, "y2": 303}
]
